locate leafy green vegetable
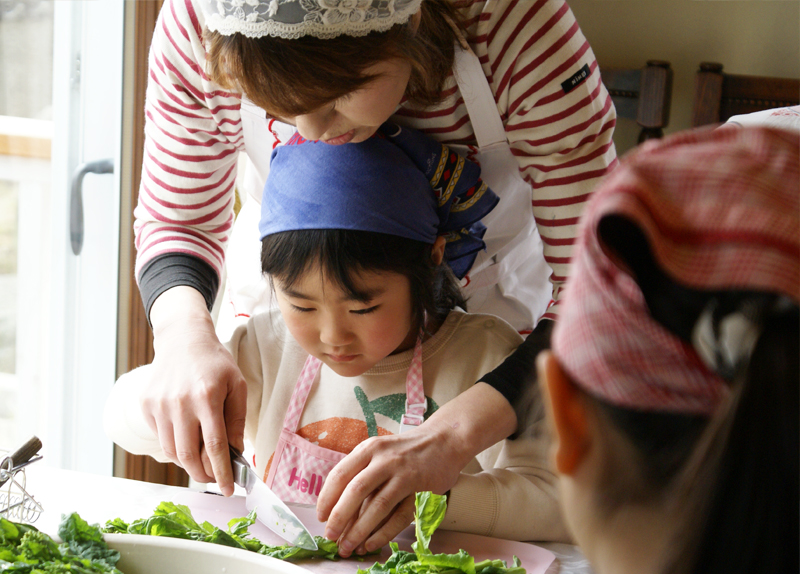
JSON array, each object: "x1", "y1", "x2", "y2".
[
  {"x1": 0, "y1": 513, "x2": 123, "y2": 573},
  {"x1": 412, "y1": 491, "x2": 447, "y2": 556},
  {"x1": 358, "y1": 493, "x2": 526, "y2": 574},
  {"x1": 59, "y1": 512, "x2": 123, "y2": 569},
  {"x1": 102, "y1": 501, "x2": 371, "y2": 562}
]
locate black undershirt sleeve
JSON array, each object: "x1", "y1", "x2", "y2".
[
  {"x1": 137, "y1": 253, "x2": 220, "y2": 325},
  {"x1": 478, "y1": 318, "x2": 553, "y2": 438}
]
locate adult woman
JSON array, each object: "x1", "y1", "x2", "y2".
[
  {"x1": 539, "y1": 125, "x2": 798, "y2": 574},
  {"x1": 133, "y1": 0, "x2": 616, "y2": 551}
]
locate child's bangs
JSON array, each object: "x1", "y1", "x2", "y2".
[
  {"x1": 262, "y1": 229, "x2": 465, "y2": 328},
  {"x1": 261, "y1": 230, "x2": 393, "y2": 301}
]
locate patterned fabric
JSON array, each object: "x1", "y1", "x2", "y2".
[
  {"x1": 726, "y1": 105, "x2": 800, "y2": 132},
  {"x1": 266, "y1": 336, "x2": 426, "y2": 503},
  {"x1": 281, "y1": 351, "x2": 322, "y2": 431},
  {"x1": 553, "y1": 126, "x2": 799, "y2": 414},
  {"x1": 198, "y1": 0, "x2": 422, "y2": 40},
  {"x1": 133, "y1": 0, "x2": 618, "y2": 320},
  {"x1": 259, "y1": 123, "x2": 499, "y2": 279},
  {"x1": 400, "y1": 336, "x2": 425, "y2": 429},
  {"x1": 266, "y1": 354, "x2": 342, "y2": 503},
  {"x1": 268, "y1": 427, "x2": 346, "y2": 504}
]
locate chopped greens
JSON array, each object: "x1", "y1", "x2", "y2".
[
  {"x1": 0, "y1": 513, "x2": 122, "y2": 573},
  {"x1": 1, "y1": 493, "x2": 525, "y2": 574},
  {"x1": 102, "y1": 501, "x2": 352, "y2": 561},
  {"x1": 358, "y1": 493, "x2": 526, "y2": 574}
]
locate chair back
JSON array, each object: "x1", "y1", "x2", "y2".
[
  {"x1": 602, "y1": 60, "x2": 673, "y2": 143},
  {"x1": 692, "y1": 62, "x2": 800, "y2": 127}
]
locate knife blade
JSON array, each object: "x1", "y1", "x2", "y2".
[{"x1": 230, "y1": 447, "x2": 318, "y2": 550}]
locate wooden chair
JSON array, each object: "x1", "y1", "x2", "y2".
[
  {"x1": 692, "y1": 62, "x2": 800, "y2": 127},
  {"x1": 602, "y1": 60, "x2": 673, "y2": 143}
]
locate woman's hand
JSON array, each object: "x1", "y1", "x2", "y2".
[
  {"x1": 316, "y1": 383, "x2": 517, "y2": 556},
  {"x1": 141, "y1": 286, "x2": 248, "y2": 496}
]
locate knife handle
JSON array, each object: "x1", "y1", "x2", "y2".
[
  {"x1": 0, "y1": 436, "x2": 43, "y2": 487},
  {"x1": 229, "y1": 445, "x2": 248, "y2": 488}
]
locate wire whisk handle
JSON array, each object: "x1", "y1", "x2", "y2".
[
  {"x1": 0, "y1": 436, "x2": 43, "y2": 488},
  {"x1": 0, "y1": 436, "x2": 44, "y2": 523}
]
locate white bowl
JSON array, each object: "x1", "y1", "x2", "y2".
[{"x1": 105, "y1": 533, "x2": 313, "y2": 574}]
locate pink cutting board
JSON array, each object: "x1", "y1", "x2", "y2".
[{"x1": 170, "y1": 489, "x2": 555, "y2": 574}]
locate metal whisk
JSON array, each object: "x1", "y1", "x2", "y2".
[{"x1": 0, "y1": 436, "x2": 44, "y2": 523}]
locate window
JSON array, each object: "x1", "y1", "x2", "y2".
[
  {"x1": 0, "y1": 0, "x2": 54, "y2": 453},
  {"x1": 0, "y1": 0, "x2": 125, "y2": 476}
]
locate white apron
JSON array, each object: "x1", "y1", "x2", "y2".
[{"x1": 216, "y1": 46, "x2": 551, "y2": 339}]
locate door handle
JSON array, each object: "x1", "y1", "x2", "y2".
[{"x1": 69, "y1": 158, "x2": 114, "y2": 255}]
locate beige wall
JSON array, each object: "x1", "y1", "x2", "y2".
[{"x1": 569, "y1": 0, "x2": 800, "y2": 154}]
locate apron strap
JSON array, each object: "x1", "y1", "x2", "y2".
[
  {"x1": 453, "y1": 45, "x2": 508, "y2": 149},
  {"x1": 283, "y1": 337, "x2": 427, "y2": 435},
  {"x1": 399, "y1": 336, "x2": 426, "y2": 433},
  {"x1": 281, "y1": 354, "x2": 323, "y2": 432}
]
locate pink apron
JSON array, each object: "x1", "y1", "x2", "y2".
[{"x1": 265, "y1": 338, "x2": 427, "y2": 505}]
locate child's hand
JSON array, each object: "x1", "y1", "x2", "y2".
[
  {"x1": 318, "y1": 428, "x2": 455, "y2": 557},
  {"x1": 316, "y1": 383, "x2": 518, "y2": 555},
  {"x1": 140, "y1": 286, "x2": 248, "y2": 496}
]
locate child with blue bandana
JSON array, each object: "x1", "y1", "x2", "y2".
[{"x1": 106, "y1": 124, "x2": 567, "y2": 542}]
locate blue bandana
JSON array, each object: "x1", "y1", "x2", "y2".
[{"x1": 259, "y1": 123, "x2": 498, "y2": 279}]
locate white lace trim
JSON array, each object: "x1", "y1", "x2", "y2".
[{"x1": 200, "y1": 0, "x2": 423, "y2": 40}]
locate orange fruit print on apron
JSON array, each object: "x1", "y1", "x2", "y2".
[{"x1": 264, "y1": 338, "x2": 436, "y2": 504}]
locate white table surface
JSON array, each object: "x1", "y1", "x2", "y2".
[{"x1": 7, "y1": 464, "x2": 593, "y2": 574}]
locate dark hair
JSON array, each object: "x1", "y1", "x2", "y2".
[
  {"x1": 584, "y1": 215, "x2": 799, "y2": 574},
  {"x1": 205, "y1": 1, "x2": 462, "y2": 118},
  {"x1": 261, "y1": 229, "x2": 466, "y2": 332},
  {"x1": 676, "y1": 305, "x2": 799, "y2": 574}
]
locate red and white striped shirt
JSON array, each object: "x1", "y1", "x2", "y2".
[{"x1": 134, "y1": 0, "x2": 618, "y2": 320}]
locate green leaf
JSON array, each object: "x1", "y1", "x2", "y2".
[
  {"x1": 100, "y1": 519, "x2": 128, "y2": 535},
  {"x1": 17, "y1": 531, "x2": 61, "y2": 563},
  {"x1": 98, "y1": 503, "x2": 365, "y2": 564},
  {"x1": 0, "y1": 514, "x2": 121, "y2": 573},
  {"x1": 258, "y1": 536, "x2": 342, "y2": 561},
  {"x1": 0, "y1": 547, "x2": 21, "y2": 562},
  {"x1": 227, "y1": 510, "x2": 256, "y2": 538},
  {"x1": 57, "y1": 513, "x2": 120, "y2": 570},
  {"x1": 140, "y1": 516, "x2": 196, "y2": 540},
  {"x1": 0, "y1": 517, "x2": 21, "y2": 544},
  {"x1": 151, "y1": 502, "x2": 203, "y2": 532},
  {"x1": 356, "y1": 492, "x2": 526, "y2": 574},
  {"x1": 419, "y1": 550, "x2": 474, "y2": 574},
  {"x1": 412, "y1": 492, "x2": 447, "y2": 556},
  {"x1": 205, "y1": 528, "x2": 247, "y2": 550}
]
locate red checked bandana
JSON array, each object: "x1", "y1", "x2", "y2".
[{"x1": 553, "y1": 126, "x2": 799, "y2": 415}]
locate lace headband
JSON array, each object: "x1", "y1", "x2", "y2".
[{"x1": 198, "y1": 0, "x2": 423, "y2": 39}]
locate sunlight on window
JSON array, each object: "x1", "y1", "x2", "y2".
[
  {"x1": 0, "y1": 0, "x2": 53, "y2": 450},
  {"x1": 0, "y1": 180, "x2": 17, "y2": 374}
]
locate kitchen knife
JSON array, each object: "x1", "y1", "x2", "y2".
[{"x1": 230, "y1": 447, "x2": 318, "y2": 550}]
